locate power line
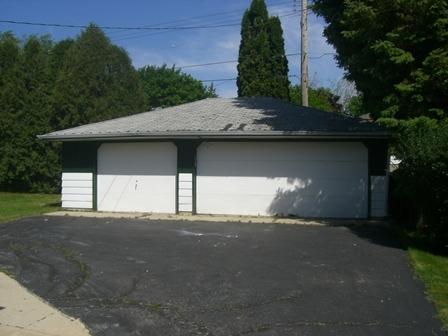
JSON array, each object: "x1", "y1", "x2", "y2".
[
  {"x1": 200, "y1": 77, "x2": 237, "y2": 82},
  {"x1": 108, "y1": 0, "x2": 295, "y2": 37},
  {"x1": 112, "y1": 11, "x2": 299, "y2": 42},
  {"x1": 0, "y1": 1, "x2": 307, "y2": 35},
  {"x1": 178, "y1": 52, "x2": 335, "y2": 69},
  {"x1": 0, "y1": 19, "x2": 248, "y2": 30},
  {"x1": 199, "y1": 74, "x2": 301, "y2": 83},
  {"x1": 0, "y1": 6, "x2": 301, "y2": 33}
]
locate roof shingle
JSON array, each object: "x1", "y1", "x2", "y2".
[{"x1": 39, "y1": 97, "x2": 389, "y2": 140}]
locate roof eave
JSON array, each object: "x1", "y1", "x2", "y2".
[{"x1": 38, "y1": 131, "x2": 391, "y2": 142}]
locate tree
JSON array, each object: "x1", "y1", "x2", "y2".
[
  {"x1": 290, "y1": 84, "x2": 342, "y2": 113},
  {"x1": 0, "y1": 26, "x2": 147, "y2": 192},
  {"x1": 267, "y1": 16, "x2": 290, "y2": 100},
  {"x1": 237, "y1": 0, "x2": 290, "y2": 99},
  {"x1": 388, "y1": 117, "x2": 448, "y2": 248},
  {"x1": 138, "y1": 65, "x2": 216, "y2": 110},
  {"x1": 0, "y1": 32, "x2": 25, "y2": 190},
  {"x1": 0, "y1": 34, "x2": 60, "y2": 191},
  {"x1": 345, "y1": 95, "x2": 364, "y2": 117},
  {"x1": 53, "y1": 24, "x2": 146, "y2": 129},
  {"x1": 313, "y1": 0, "x2": 448, "y2": 120}
]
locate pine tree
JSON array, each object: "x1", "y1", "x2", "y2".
[
  {"x1": 53, "y1": 24, "x2": 146, "y2": 129},
  {"x1": 237, "y1": 0, "x2": 290, "y2": 99},
  {"x1": 314, "y1": 0, "x2": 448, "y2": 120},
  {"x1": 0, "y1": 32, "x2": 25, "y2": 189},
  {"x1": 0, "y1": 35, "x2": 60, "y2": 191},
  {"x1": 267, "y1": 16, "x2": 290, "y2": 100}
]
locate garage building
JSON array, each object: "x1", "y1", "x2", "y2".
[{"x1": 39, "y1": 97, "x2": 390, "y2": 218}]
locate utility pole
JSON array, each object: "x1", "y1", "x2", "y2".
[{"x1": 300, "y1": 0, "x2": 309, "y2": 106}]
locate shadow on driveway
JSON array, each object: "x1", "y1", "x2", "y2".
[{"x1": 0, "y1": 216, "x2": 444, "y2": 336}]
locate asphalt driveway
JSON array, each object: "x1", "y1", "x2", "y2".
[{"x1": 0, "y1": 216, "x2": 444, "y2": 335}]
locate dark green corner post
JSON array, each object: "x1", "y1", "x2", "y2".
[
  {"x1": 363, "y1": 140, "x2": 389, "y2": 218},
  {"x1": 61, "y1": 141, "x2": 100, "y2": 210},
  {"x1": 174, "y1": 140, "x2": 201, "y2": 214}
]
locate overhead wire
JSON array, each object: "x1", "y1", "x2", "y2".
[
  {"x1": 0, "y1": 1, "x2": 301, "y2": 33},
  {"x1": 177, "y1": 52, "x2": 335, "y2": 70},
  {"x1": 112, "y1": 11, "x2": 298, "y2": 42},
  {"x1": 0, "y1": 1, "x2": 330, "y2": 88},
  {"x1": 111, "y1": 5, "x2": 299, "y2": 42},
  {"x1": 199, "y1": 74, "x2": 300, "y2": 83},
  {"x1": 107, "y1": 0, "x2": 296, "y2": 37}
]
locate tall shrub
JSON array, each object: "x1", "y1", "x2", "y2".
[{"x1": 388, "y1": 117, "x2": 448, "y2": 248}]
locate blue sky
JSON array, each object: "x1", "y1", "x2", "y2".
[{"x1": 1, "y1": 0, "x2": 344, "y2": 97}]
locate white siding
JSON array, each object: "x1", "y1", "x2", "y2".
[
  {"x1": 370, "y1": 176, "x2": 388, "y2": 217},
  {"x1": 197, "y1": 142, "x2": 368, "y2": 218},
  {"x1": 61, "y1": 172, "x2": 93, "y2": 209},
  {"x1": 97, "y1": 142, "x2": 176, "y2": 213},
  {"x1": 178, "y1": 173, "x2": 193, "y2": 212}
]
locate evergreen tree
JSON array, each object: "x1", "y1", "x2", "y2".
[
  {"x1": 53, "y1": 24, "x2": 146, "y2": 129},
  {"x1": 138, "y1": 64, "x2": 217, "y2": 110},
  {"x1": 313, "y1": 0, "x2": 448, "y2": 120},
  {"x1": 267, "y1": 17, "x2": 290, "y2": 100},
  {"x1": 0, "y1": 32, "x2": 25, "y2": 189},
  {"x1": 0, "y1": 35, "x2": 60, "y2": 191},
  {"x1": 237, "y1": 0, "x2": 290, "y2": 98}
]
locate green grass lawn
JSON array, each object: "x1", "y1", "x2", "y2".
[
  {"x1": 0, "y1": 192, "x2": 60, "y2": 223},
  {"x1": 409, "y1": 247, "x2": 448, "y2": 329}
]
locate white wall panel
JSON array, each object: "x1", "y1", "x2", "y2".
[
  {"x1": 61, "y1": 193, "x2": 93, "y2": 202},
  {"x1": 62, "y1": 172, "x2": 93, "y2": 181},
  {"x1": 178, "y1": 172, "x2": 193, "y2": 212},
  {"x1": 61, "y1": 187, "x2": 92, "y2": 195},
  {"x1": 61, "y1": 201, "x2": 92, "y2": 209},
  {"x1": 61, "y1": 172, "x2": 93, "y2": 209},
  {"x1": 62, "y1": 180, "x2": 94, "y2": 188},
  {"x1": 97, "y1": 142, "x2": 176, "y2": 213},
  {"x1": 197, "y1": 142, "x2": 368, "y2": 218}
]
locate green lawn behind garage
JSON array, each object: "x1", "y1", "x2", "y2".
[
  {"x1": 410, "y1": 247, "x2": 448, "y2": 329},
  {"x1": 0, "y1": 192, "x2": 60, "y2": 223}
]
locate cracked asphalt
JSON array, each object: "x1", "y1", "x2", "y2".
[{"x1": 0, "y1": 216, "x2": 444, "y2": 335}]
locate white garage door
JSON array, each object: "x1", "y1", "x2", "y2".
[
  {"x1": 197, "y1": 142, "x2": 368, "y2": 218},
  {"x1": 97, "y1": 142, "x2": 176, "y2": 213}
]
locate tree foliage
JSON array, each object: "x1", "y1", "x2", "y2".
[
  {"x1": 290, "y1": 85, "x2": 342, "y2": 113},
  {"x1": 53, "y1": 24, "x2": 146, "y2": 129},
  {"x1": 313, "y1": 0, "x2": 448, "y2": 120},
  {"x1": 345, "y1": 95, "x2": 364, "y2": 117},
  {"x1": 0, "y1": 34, "x2": 61, "y2": 192},
  {"x1": 0, "y1": 25, "x2": 149, "y2": 192},
  {"x1": 387, "y1": 117, "x2": 448, "y2": 248},
  {"x1": 237, "y1": 0, "x2": 290, "y2": 99},
  {"x1": 138, "y1": 65, "x2": 216, "y2": 110}
]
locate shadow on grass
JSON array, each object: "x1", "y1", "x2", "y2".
[{"x1": 46, "y1": 201, "x2": 62, "y2": 207}]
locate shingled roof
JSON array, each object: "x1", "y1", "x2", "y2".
[{"x1": 39, "y1": 97, "x2": 389, "y2": 141}]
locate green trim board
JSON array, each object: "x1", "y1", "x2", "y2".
[
  {"x1": 174, "y1": 140, "x2": 201, "y2": 214},
  {"x1": 363, "y1": 140, "x2": 389, "y2": 218},
  {"x1": 363, "y1": 140, "x2": 389, "y2": 176},
  {"x1": 93, "y1": 143, "x2": 100, "y2": 210},
  {"x1": 62, "y1": 141, "x2": 99, "y2": 210}
]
